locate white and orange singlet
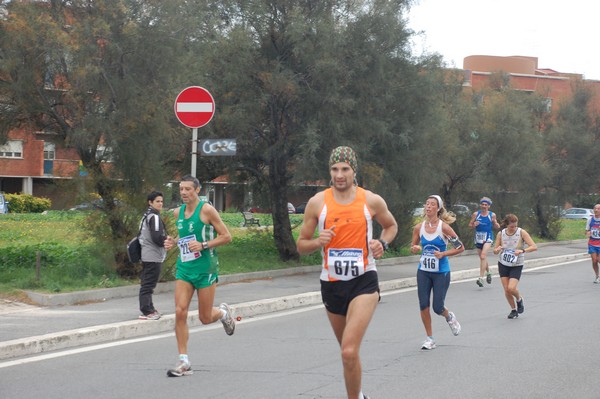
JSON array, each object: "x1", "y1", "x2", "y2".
[{"x1": 318, "y1": 187, "x2": 375, "y2": 282}]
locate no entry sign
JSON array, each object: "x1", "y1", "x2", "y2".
[{"x1": 174, "y1": 86, "x2": 215, "y2": 128}]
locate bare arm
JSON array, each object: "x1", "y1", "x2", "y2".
[
  {"x1": 366, "y1": 191, "x2": 398, "y2": 259},
  {"x1": 520, "y1": 229, "x2": 537, "y2": 255},
  {"x1": 468, "y1": 212, "x2": 478, "y2": 228},
  {"x1": 440, "y1": 224, "x2": 465, "y2": 258},
  {"x1": 493, "y1": 232, "x2": 503, "y2": 254},
  {"x1": 164, "y1": 207, "x2": 180, "y2": 251},
  {"x1": 492, "y1": 213, "x2": 501, "y2": 229},
  {"x1": 296, "y1": 193, "x2": 336, "y2": 255},
  {"x1": 410, "y1": 223, "x2": 422, "y2": 254},
  {"x1": 200, "y1": 204, "x2": 232, "y2": 249}
]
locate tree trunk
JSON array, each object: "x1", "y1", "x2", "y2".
[{"x1": 268, "y1": 151, "x2": 300, "y2": 262}]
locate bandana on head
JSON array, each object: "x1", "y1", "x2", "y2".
[
  {"x1": 329, "y1": 146, "x2": 358, "y2": 172},
  {"x1": 428, "y1": 195, "x2": 445, "y2": 210},
  {"x1": 480, "y1": 197, "x2": 492, "y2": 205}
]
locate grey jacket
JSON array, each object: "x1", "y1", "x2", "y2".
[{"x1": 140, "y1": 207, "x2": 167, "y2": 263}]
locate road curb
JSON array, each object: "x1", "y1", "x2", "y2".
[{"x1": 0, "y1": 251, "x2": 587, "y2": 361}]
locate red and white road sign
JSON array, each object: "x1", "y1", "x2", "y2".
[{"x1": 174, "y1": 86, "x2": 215, "y2": 128}]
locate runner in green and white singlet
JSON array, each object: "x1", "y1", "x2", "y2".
[
  {"x1": 176, "y1": 200, "x2": 219, "y2": 287},
  {"x1": 163, "y1": 175, "x2": 235, "y2": 378}
]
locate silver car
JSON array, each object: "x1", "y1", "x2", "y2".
[
  {"x1": 0, "y1": 193, "x2": 8, "y2": 214},
  {"x1": 560, "y1": 208, "x2": 594, "y2": 219}
]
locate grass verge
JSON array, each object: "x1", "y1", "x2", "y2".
[{"x1": 0, "y1": 212, "x2": 587, "y2": 294}]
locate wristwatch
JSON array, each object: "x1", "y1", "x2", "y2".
[
  {"x1": 201, "y1": 241, "x2": 209, "y2": 250},
  {"x1": 378, "y1": 239, "x2": 389, "y2": 252}
]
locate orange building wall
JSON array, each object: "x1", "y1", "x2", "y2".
[
  {"x1": 464, "y1": 55, "x2": 538, "y2": 75},
  {"x1": 465, "y1": 55, "x2": 600, "y2": 114}
]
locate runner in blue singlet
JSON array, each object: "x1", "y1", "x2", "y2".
[{"x1": 469, "y1": 197, "x2": 500, "y2": 287}]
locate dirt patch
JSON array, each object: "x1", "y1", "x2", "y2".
[{"x1": 0, "y1": 290, "x2": 37, "y2": 305}]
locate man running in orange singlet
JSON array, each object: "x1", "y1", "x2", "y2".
[{"x1": 297, "y1": 146, "x2": 398, "y2": 399}]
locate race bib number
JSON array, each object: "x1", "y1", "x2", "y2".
[
  {"x1": 327, "y1": 248, "x2": 364, "y2": 281},
  {"x1": 591, "y1": 228, "x2": 600, "y2": 240},
  {"x1": 178, "y1": 235, "x2": 201, "y2": 262},
  {"x1": 475, "y1": 232, "x2": 487, "y2": 244},
  {"x1": 501, "y1": 249, "x2": 518, "y2": 265},
  {"x1": 419, "y1": 248, "x2": 439, "y2": 272}
]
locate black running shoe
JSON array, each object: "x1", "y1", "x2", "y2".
[
  {"x1": 508, "y1": 310, "x2": 518, "y2": 319},
  {"x1": 486, "y1": 273, "x2": 492, "y2": 284},
  {"x1": 516, "y1": 298, "x2": 524, "y2": 314}
]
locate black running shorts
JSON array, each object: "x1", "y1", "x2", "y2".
[{"x1": 320, "y1": 270, "x2": 380, "y2": 316}]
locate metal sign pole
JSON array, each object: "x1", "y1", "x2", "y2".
[{"x1": 191, "y1": 127, "x2": 198, "y2": 177}]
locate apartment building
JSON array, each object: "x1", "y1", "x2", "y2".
[{"x1": 462, "y1": 55, "x2": 600, "y2": 112}]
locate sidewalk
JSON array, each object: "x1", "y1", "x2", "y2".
[{"x1": 0, "y1": 240, "x2": 588, "y2": 360}]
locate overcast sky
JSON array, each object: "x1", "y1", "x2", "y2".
[{"x1": 407, "y1": 0, "x2": 600, "y2": 80}]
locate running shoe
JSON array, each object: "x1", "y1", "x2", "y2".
[
  {"x1": 138, "y1": 311, "x2": 160, "y2": 320},
  {"x1": 447, "y1": 312, "x2": 461, "y2": 336},
  {"x1": 508, "y1": 309, "x2": 519, "y2": 319},
  {"x1": 421, "y1": 337, "x2": 436, "y2": 350},
  {"x1": 486, "y1": 272, "x2": 492, "y2": 284},
  {"x1": 219, "y1": 303, "x2": 236, "y2": 336},
  {"x1": 594, "y1": 276, "x2": 600, "y2": 284},
  {"x1": 476, "y1": 278, "x2": 484, "y2": 287},
  {"x1": 516, "y1": 298, "x2": 524, "y2": 314},
  {"x1": 167, "y1": 360, "x2": 193, "y2": 377}
]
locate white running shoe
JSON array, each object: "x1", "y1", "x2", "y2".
[
  {"x1": 421, "y1": 337, "x2": 436, "y2": 350},
  {"x1": 447, "y1": 312, "x2": 461, "y2": 336},
  {"x1": 219, "y1": 303, "x2": 236, "y2": 336},
  {"x1": 167, "y1": 360, "x2": 193, "y2": 377},
  {"x1": 594, "y1": 276, "x2": 600, "y2": 284}
]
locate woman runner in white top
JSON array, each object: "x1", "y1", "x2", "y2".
[{"x1": 493, "y1": 214, "x2": 537, "y2": 319}]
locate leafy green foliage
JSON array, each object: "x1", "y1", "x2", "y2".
[
  {"x1": 3, "y1": 194, "x2": 51, "y2": 213},
  {"x1": 0, "y1": 242, "x2": 118, "y2": 293}
]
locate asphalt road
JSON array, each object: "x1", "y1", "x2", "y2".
[{"x1": 1, "y1": 257, "x2": 597, "y2": 399}]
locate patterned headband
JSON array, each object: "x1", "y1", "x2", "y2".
[{"x1": 329, "y1": 146, "x2": 357, "y2": 172}]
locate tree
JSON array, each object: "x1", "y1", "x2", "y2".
[
  {"x1": 0, "y1": 0, "x2": 199, "y2": 275},
  {"x1": 202, "y1": 0, "x2": 424, "y2": 259},
  {"x1": 546, "y1": 80, "x2": 600, "y2": 200}
]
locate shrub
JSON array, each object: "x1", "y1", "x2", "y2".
[
  {"x1": 4, "y1": 193, "x2": 51, "y2": 213},
  {"x1": 0, "y1": 242, "x2": 117, "y2": 292}
]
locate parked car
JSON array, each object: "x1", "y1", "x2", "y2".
[
  {"x1": 287, "y1": 202, "x2": 295, "y2": 214},
  {"x1": 69, "y1": 198, "x2": 123, "y2": 211},
  {"x1": 560, "y1": 208, "x2": 594, "y2": 219},
  {"x1": 412, "y1": 207, "x2": 424, "y2": 217},
  {"x1": 450, "y1": 204, "x2": 471, "y2": 216},
  {"x1": 0, "y1": 193, "x2": 9, "y2": 214},
  {"x1": 294, "y1": 202, "x2": 307, "y2": 214}
]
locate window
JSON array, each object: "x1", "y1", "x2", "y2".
[
  {"x1": 95, "y1": 145, "x2": 114, "y2": 162},
  {"x1": 0, "y1": 140, "x2": 23, "y2": 158},
  {"x1": 43, "y1": 142, "x2": 55, "y2": 160}
]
